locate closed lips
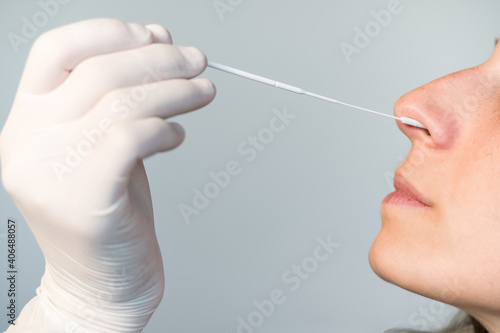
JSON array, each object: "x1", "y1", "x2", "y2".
[{"x1": 393, "y1": 172, "x2": 431, "y2": 207}]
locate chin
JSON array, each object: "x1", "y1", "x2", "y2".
[
  {"x1": 368, "y1": 231, "x2": 431, "y2": 300},
  {"x1": 369, "y1": 204, "x2": 404, "y2": 283},
  {"x1": 368, "y1": 217, "x2": 424, "y2": 296},
  {"x1": 369, "y1": 229, "x2": 396, "y2": 284},
  {"x1": 369, "y1": 221, "x2": 466, "y2": 308}
]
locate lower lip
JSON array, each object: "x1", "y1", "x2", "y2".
[{"x1": 382, "y1": 190, "x2": 430, "y2": 208}]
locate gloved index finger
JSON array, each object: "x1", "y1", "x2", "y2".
[{"x1": 18, "y1": 18, "x2": 154, "y2": 95}]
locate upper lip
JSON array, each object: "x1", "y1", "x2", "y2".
[{"x1": 393, "y1": 172, "x2": 431, "y2": 207}]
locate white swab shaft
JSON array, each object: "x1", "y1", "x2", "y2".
[
  {"x1": 303, "y1": 91, "x2": 398, "y2": 121},
  {"x1": 207, "y1": 61, "x2": 427, "y2": 130},
  {"x1": 207, "y1": 62, "x2": 305, "y2": 93},
  {"x1": 207, "y1": 62, "x2": 277, "y2": 87}
]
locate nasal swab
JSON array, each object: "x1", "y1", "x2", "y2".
[{"x1": 206, "y1": 61, "x2": 427, "y2": 130}]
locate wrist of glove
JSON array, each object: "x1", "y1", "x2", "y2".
[{"x1": 7, "y1": 169, "x2": 165, "y2": 333}]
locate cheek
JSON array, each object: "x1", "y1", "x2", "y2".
[
  {"x1": 444, "y1": 155, "x2": 500, "y2": 271},
  {"x1": 446, "y1": 134, "x2": 500, "y2": 253},
  {"x1": 438, "y1": 205, "x2": 500, "y2": 310}
]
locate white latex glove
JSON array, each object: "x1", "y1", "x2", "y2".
[{"x1": 0, "y1": 18, "x2": 216, "y2": 332}]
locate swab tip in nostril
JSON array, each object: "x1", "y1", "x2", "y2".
[{"x1": 400, "y1": 117, "x2": 427, "y2": 130}]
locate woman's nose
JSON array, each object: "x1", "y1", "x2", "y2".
[{"x1": 394, "y1": 82, "x2": 462, "y2": 150}]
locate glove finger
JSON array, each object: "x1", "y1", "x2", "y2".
[
  {"x1": 145, "y1": 24, "x2": 173, "y2": 44},
  {"x1": 52, "y1": 44, "x2": 207, "y2": 122},
  {"x1": 89, "y1": 118, "x2": 185, "y2": 181},
  {"x1": 86, "y1": 78, "x2": 215, "y2": 123},
  {"x1": 18, "y1": 18, "x2": 155, "y2": 95}
]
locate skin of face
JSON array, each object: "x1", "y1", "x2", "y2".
[{"x1": 369, "y1": 44, "x2": 500, "y2": 331}]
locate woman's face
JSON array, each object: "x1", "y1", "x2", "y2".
[{"x1": 369, "y1": 44, "x2": 500, "y2": 325}]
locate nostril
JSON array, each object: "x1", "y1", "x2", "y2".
[
  {"x1": 400, "y1": 117, "x2": 427, "y2": 130},
  {"x1": 399, "y1": 117, "x2": 431, "y2": 136},
  {"x1": 394, "y1": 87, "x2": 461, "y2": 149}
]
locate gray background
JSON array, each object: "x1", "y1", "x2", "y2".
[{"x1": 0, "y1": 0, "x2": 498, "y2": 332}]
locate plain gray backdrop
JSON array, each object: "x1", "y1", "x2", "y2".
[{"x1": 1, "y1": 0, "x2": 499, "y2": 332}]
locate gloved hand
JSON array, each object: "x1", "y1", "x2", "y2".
[{"x1": 0, "y1": 18, "x2": 216, "y2": 332}]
